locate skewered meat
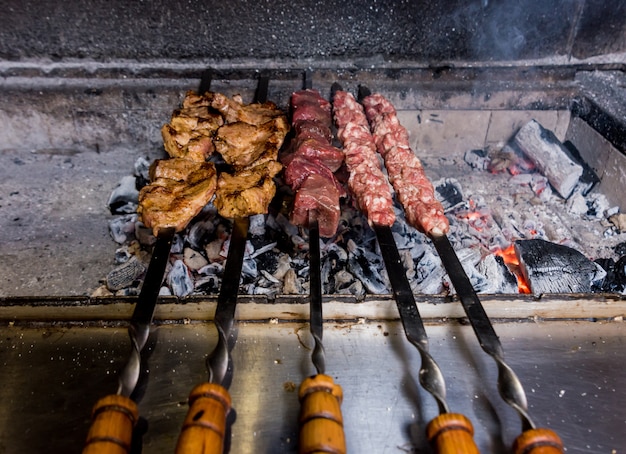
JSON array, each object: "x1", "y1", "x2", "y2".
[
  {"x1": 294, "y1": 120, "x2": 333, "y2": 143},
  {"x1": 214, "y1": 116, "x2": 289, "y2": 168},
  {"x1": 362, "y1": 93, "x2": 449, "y2": 236},
  {"x1": 284, "y1": 137, "x2": 344, "y2": 172},
  {"x1": 332, "y1": 90, "x2": 396, "y2": 227},
  {"x1": 138, "y1": 158, "x2": 218, "y2": 236},
  {"x1": 213, "y1": 160, "x2": 282, "y2": 218},
  {"x1": 212, "y1": 95, "x2": 288, "y2": 218},
  {"x1": 290, "y1": 173, "x2": 341, "y2": 237},
  {"x1": 144, "y1": 88, "x2": 288, "y2": 224},
  {"x1": 209, "y1": 92, "x2": 287, "y2": 125},
  {"x1": 282, "y1": 89, "x2": 344, "y2": 238},
  {"x1": 284, "y1": 155, "x2": 344, "y2": 195},
  {"x1": 161, "y1": 94, "x2": 224, "y2": 162}
]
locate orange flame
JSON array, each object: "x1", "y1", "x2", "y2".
[{"x1": 494, "y1": 245, "x2": 531, "y2": 294}]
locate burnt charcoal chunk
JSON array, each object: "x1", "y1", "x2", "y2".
[
  {"x1": 593, "y1": 258, "x2": 626, "y2": 293},
  {"x1": 514, "y1": 239, "x2": 606, "y2": 294},
  {"x1": 434, "y1": 178, "x2": 464, "y2": 212},
  {"x1": 563, "y1": 140, "x2": 600, "y2": 195}
]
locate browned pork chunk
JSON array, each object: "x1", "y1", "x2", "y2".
[
  {"x1": 137, "y1": 158, "x2": 218, "y2": 236},
  {"x1": 213, "y1": 116, "x2": 289, "y2": 168},
  {"x1": 161, "y1": 94, "x2": 224, "y2": 162},
  {"x1": 213, "y1": 160, "x2": 283, "y2": 218},
  {"x1": 209, "y1": 92, "x2": 287, "y2": 126}
]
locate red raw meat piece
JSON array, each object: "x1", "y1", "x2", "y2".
[{"x1": 290, "y1": 173, "x2": 341, "y2": 238}]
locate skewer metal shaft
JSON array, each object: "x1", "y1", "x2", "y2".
[
  {"x1": 375, "y1": 225, "x2": 480, "y2": 453},
  {"x1": 308, "y1": 218, "x2": 326, "y2": 375},
  {"x1": 431, "y1": 233, "x2": 564, "y2": 452},
  {"x1": 176, "y1": 74, "x2": 270, "y2": 454},
  {"x1": 83, "y1": 228, "x2": 175, "y2": 454},
  {"x1": 298, "y1": 216, "x2": 346, "y2": 453}
]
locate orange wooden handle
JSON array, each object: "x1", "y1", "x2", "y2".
[
  {"x1": 426, "y1": 412, "x2": 480, "y2": 454},
  {"x1": 298, "y1": 374, "x2": 346, "y2": 454},
  {"x1": 175, "y1": 382, "x2": 232, "y2": 454},
  {"x1": 82, "y1": 394, "x2": 138, "y2": 454},
  {"x1": 513, "y1": 428, "x2": 564, "y2": 454}
]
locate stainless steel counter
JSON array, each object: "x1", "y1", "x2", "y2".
[{"x1": 0, "y1": 306, "x2": 623, "y2": 453}]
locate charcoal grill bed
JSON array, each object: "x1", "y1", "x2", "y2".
[{"x1": 1, "y1": 66, "x2": 626, "y2": 453}]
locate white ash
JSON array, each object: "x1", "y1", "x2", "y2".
[
  {"x1": 464, "y1": 149, "x2": 490, "y2": 171},
  {"x1": 107, "y1": 175, "x2": 139, "y2": 214},
  {"x1": 167, "y1": 259, "x2": 194, "y2": 297}
]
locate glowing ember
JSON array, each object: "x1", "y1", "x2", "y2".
[{"x1": 494, "y1": 244, "x2": 531, "y2": 293}]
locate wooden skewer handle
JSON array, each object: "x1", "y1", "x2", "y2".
[
  {"x1": 82, "y1": 394, "x2": 138, "y2": 454},
  {"x1": 175, "y1": 382, "x2": 232, "y2": 454},
  {"x1": 426, "y1": 413, "x2": 480, "y2": 454},
  {"x1": 513, "y1": 428, "x2": 564, "y2": 454},
  {"x1": 298, "y1": 374, "x2": 346, "y2": 454}
]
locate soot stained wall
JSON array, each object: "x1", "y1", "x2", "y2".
[{"x1": 0, "y1": 0, "x2": 624, "y2": 63}]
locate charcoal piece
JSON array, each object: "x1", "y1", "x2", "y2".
[
  {"x1": 512, "y1": 120, "x2": 583, "y2": 199},
  {"x1": 514, "y1": 239, "x2": 606, "y2": 294},
  {"x1": 477, "y1": 254, "x2": 519, "y2": 294},
  {"x1": 241, "y1": 258, "x2": 258, "y2": 281},
  {"x1": 320, "y1": 243, "x2": 347, "y2": 294},
  {"x1": 414, "y1": 249, "x2": 445, "y2": 294},
  {"x1": 109, "y1": 214, "x2": 138, "y2": 244},
  {"x1": 563, "y1": 141, "x2": 600, "y2": 196},
  {"x1": 183, "y1": 247, "x2": 209, "y2": 271},
  {"x1": 167, "y1": 260, "x2": 194, "y2": 297},
  {"x1": 133, "y1": 156, "x2": 151, "y2": 189},
  {"x1": 282, "y1": 268, "x2": 303, "y2": 294},
  {"x1": 347, "y1": 240, "x2": 389, "y2": 294},
  {"x1": 593, "y1": 258, "x2": 624, "y2": 293},
  {"x1": 615, "y1": 242, "x2": 626, "y2": 256},
  {"x1": 249, "y1": 213, "x2": 266, "y2": 237},
  {"x1": 434, "y1": 178, "x2": 464, "y2": 212},
  {"x1": 195, "y1": 275, "x2": 220, "y2": 293},
  {"x1": 608, "y1": 213, "x2": 626, "y2": 233},
  {"x1": 186, "y1": 217, "x2": 216, "y2": 250},
  {"x1": 106, "y1": 256, "x2": 146, "y2": 291},
  {"x1": 107, "y1": 175, "x2": 139, "y2": 214},
  {"x1": 464, "y1": 149, "x2": 490, "y2": 170}
]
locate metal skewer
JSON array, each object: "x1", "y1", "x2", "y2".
[
  {"x1": 297, "y1": 215, "x2": 346, "y2": 454},
  {"x1": 374, "y1": 225, "x2": 479, "y2": 454},
  {"x1": 348, "y1": 83, "x2": 479, "y2": 452},
  {"x1": 296, "y1": 71, "x2": 346, "y2": 454},
  {"x1": 82, "y1": 228, "x2": 175, "y2": 454},
  {"x1": 430, "y1": 233, "x2": 564, "y2": 453},
  {"x1": 83, "y1": 69, "x2": 215, "y2": 454},
  {"x1": 175, "y1": 75, "x2": 269, "y2": 454}
]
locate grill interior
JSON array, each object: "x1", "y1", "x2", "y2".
[{"x1": 1, "y1": 2, "x2": 625, "y2": 452}]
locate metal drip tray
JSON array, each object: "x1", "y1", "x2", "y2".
[{"x1": 0, "y1": 300, "x2": 623, "y2": 453}]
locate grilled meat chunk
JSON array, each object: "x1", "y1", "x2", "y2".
[
  {"x1": 161, "y1": 97, "x2": 224, "y2": 161},
  {"x1": 209, "y1": 92, "x2": 286, "y2": 125},
  {"x1": 291, "y1": 173, "x2": 341, "y2": 238},
  {"x1": 213, "y1": 160, "x2": 283, "y2": 218},
  {"x1": 214, "y1": 116, "x2": 289, "y2": 168},
  {"x1": 138, "y1": 158, "x2": 217, "y2": 236}
]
